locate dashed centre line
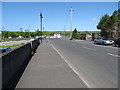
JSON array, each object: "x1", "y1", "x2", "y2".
[
  {"x1": 107, "y1": 53, "x2": 120, "y2": 58},
  {"x1": 82, "y1": 46, "x2": 96, "y2": 51}
]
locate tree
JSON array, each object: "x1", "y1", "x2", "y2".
[
  {"x1": 30, "y1": 32, "x2": 36, "y2": 37},
  {"x1": 104, "y1": 14, "x2": 118, "y2": 38},
  {"x1": 23, "y1": 29, "x2": 30, "y2": 38},
  {"x1": 35, "y1": 29, "x2": 42, "y2": 36},
  {"x1": 71, "y1": 28, "x2": 79, "y2": 40},
  {"x1": 97, "y1": 10, "x2": 120, "y2": 39},
  {"x1": 97, "y1": 14, "x2": 109, "y2": 29},
  {"x1": 19, "y1": 28, "x2": 23, "y2": 32},
  {"x1": 2, "y1": 31, "x2": 19, "y2": 38},
  {"x1": 97, "y1": 14, "x2": 110, "y2": 38},
  {"x1": 2, "y1": 31, "x2": 8, "y2": 38},
  {"x1": 9, "y1": 32, "x2": 19, "y2": 38}
]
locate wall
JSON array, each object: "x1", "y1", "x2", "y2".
[
  {"x1": 2, "y1": 38, "x2": 40, "y2": 89},
  {"x1": 31, "y1": 39, "x2": 40, "y2": 52}
]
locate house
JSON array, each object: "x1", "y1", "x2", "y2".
[
  {"x1": 86, "y1": 34, "x2": 92, "y2": 40},
  {"x1": 80, "y1": 34, "x2": 92, "y2": 40},
  {"x1": 111, "y1": 26, "x2": 120, "y2": 39},
  {"x1": 54, "y1": 32, "x2": 61, "y2": 38},
  {"x1": 18, "y1": 36, "x2": 23, "y2": 39}
]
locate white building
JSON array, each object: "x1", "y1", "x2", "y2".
[
  {"x1": 18, "y1": 36, "x2": 23, "y2": 38},
  {"x1": 54, "y1": 32, "x2": 61, "y2": 38}
]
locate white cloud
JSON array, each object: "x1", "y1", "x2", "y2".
[{"x1": 92, "y1": 18, "x2": 99, "y2": 21}]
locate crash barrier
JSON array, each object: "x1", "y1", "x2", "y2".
[{"x1": 2, "y1": 38, "x2": 40, "y2": 89}]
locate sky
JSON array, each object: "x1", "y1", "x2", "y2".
[
  {"x1": 2, "y1": 2, "x2": 118, "y2": 32},
  {"x1": 1, "y1": 0, "x2": 120, "y2": 2}
]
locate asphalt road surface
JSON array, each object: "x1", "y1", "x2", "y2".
[
  {"x1": 49, "y1": 38, "x2": 119, "y2": 88},
  {"x1": 0, "y1": 40, "x2": 32, "y2": 46},
  {"x1": 16, "y1": 40, "x2": 88, "y2": 88}
]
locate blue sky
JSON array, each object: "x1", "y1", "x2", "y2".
[{"x1": 2, "y1": 2, "x2": 118, "y2": 32}]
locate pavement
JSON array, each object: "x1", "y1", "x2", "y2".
[
  {"x1": 16, "y1": 40, "x2": 87, "y2": 88},
  {"x1": 49, "y1": 38, "x2": 118, "y2": 88}
]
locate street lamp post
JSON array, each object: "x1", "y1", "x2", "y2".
[
  {"x1": 70, "y1": 7, "x2": 73, "y2": 39},
  {"x1": 40, "y1": 12, "x2": 43, "y2": 43},
  {"x1": 43, "y1": 27, "x2": 44, "y2": 35},
  {"x1": 2, "y1": 27, "x2": 5, "y2": 40}
]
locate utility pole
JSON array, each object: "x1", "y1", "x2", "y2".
[
  {"x1": 2, "y1": 27, "x2": 5, "y2": 40},
  {"x1": 44, "y1": 28, "x2": 46, "y2": 35},
  {"x1": 40, "y1": 12, "x2": 43, "y2": 43},
  {"x1": 70, "y1": 7, "x2": 73, "y2": 39},
  {"x1": 29, "y1": 25, "x2": 30, "y2": 39},
  {"x1": 64, "y1": 26, "x2": 66, "y2": 37}
]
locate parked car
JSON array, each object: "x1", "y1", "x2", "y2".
[
  {"x1": 0, "y1": 47, "x2": 12, "y2": 53},
  {"x1": 113, "y1": 38, "x2": 120, "y2": 47},
  {"x1": 94, "y1": 37, "x2": 114, "y2": 45}
]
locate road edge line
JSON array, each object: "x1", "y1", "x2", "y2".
[{"x1": 50, "y1": 43, "x2": 90, "y2": 88}]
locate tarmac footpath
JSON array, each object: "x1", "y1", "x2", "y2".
[{"x1": 16, "y1": 40, "x2": 87, "y2": 88}]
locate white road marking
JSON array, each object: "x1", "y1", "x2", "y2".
[
  {"x1": 74, "y1": 40, "x2": 119, "y2": 50},
  {"x1": 94, "y1": 44, "x2": 119, "y2": 49},
  {"x1": 108, "y1": 53, "x2": 120, "y2": 58},
  {"x1": 82, "y1": 46, "x2": 96, "y2": 51},
  {"x1": 50, "y1": 43, "x2": 91, "y2": 88}
]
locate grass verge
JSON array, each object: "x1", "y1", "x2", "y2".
[
  {"x1": 1, "y1": 40, "x2": 12, "y2": 42},
  {"x1": 0, "y1": 43, "x2": 25, "y2": 48}
]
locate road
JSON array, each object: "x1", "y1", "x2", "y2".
[
  {"x1": 0, "y1": 40, "x2": 33, "y2": 46},
  {"x1": 16, "y1": 40, "x2": 88, "y2": 88},
  {"x1": 49, "y1": 38, "x2": 118, "y2": 88}
]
